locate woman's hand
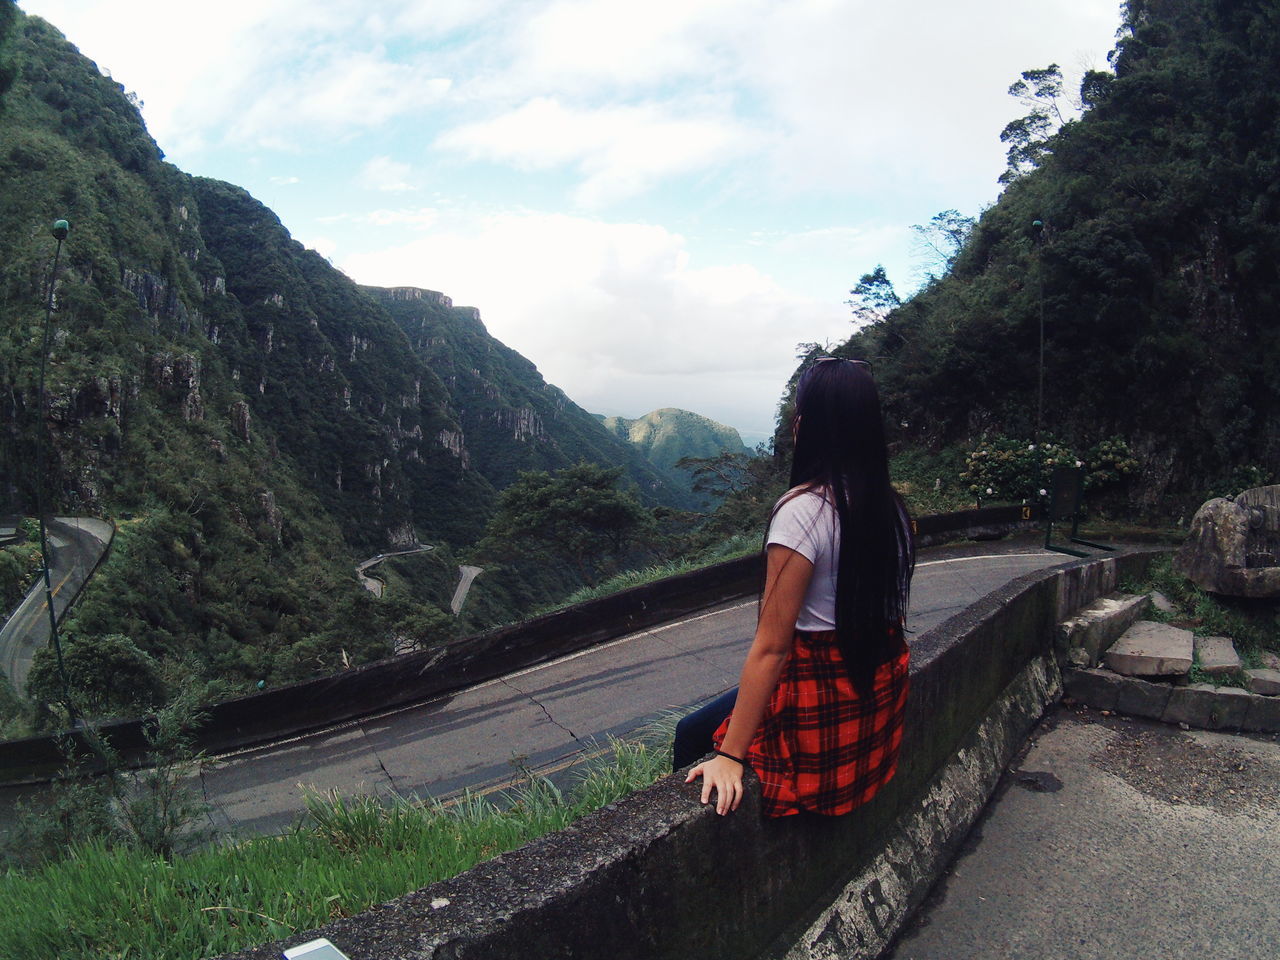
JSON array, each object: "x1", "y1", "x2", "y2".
[{"x1": 685, "y1": 754, "x2": 745, "y2": 815}]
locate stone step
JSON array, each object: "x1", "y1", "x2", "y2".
[
  {"x1": 1194, "y1": 635, "x2": 1241, "y2": 675},
  {"x1": 1245, "y1": 668, "x2": 1280, "y2": 696},
  {"x1": 1104, "y1": 621, "x2": 1194, "y2": 678},
  {"x1": 1064, "y1": 667, "x2": 1280, "y2": 731},
  {"x1": 1059, "y1": 593, "x2": 1150, "y2": 669}
]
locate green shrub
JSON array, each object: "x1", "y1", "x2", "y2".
[{"x1": 960, "y1": 435, "x2": 1138, "y2": 502}]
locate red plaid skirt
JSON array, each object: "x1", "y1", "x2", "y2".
[{"x1": 713, "y1": 628, "x2": 909, "y2": 818}]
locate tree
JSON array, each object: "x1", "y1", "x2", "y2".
[
  {"x1": 27, "y1": 633, "x2": 166, "y2": 722},
  {"x1": 479, "y1": 462, "x2": 655, "y2": 585},
  {"x1": 911, "y1": 210, "x2": 976, "y2": 282},
  {"x1": 674, "y1": 451, "x2": 754, "y2": 501},
  {"x1": 846, "y1": 266, "x2": 901, "y2": 326},
  {"x1": 999, "y1": 64, "x2": 1068, "y2": 184}
]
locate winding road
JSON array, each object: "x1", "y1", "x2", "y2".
[
  {"x1": 184, "y1": 538, "x2": 1070, "y2": 838},
  {"x1": 0, "y1": 517, "x2": 113, "y2": 695}
]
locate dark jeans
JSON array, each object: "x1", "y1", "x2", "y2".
[{"x1": 672, "y1": 687, "x2": 738, "y2": 770}]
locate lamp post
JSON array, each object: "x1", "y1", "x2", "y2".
[
  {"x1": 1031, "y1": 219, "x2": 1045, "y2": 441},
  {"x1": 35, "y1": 218, "x2": 74, "y2": 720}
]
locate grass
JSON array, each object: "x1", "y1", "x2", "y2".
[
  {"x1": 539, "y1": 533, "x2": 759, "y2": 613},
  {"x1": 0, "y1": 721, "x2": 677, "y2": 960}
]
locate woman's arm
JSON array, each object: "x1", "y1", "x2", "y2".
[{"x1": 685, "y1": 543, "x2": 814, "y2": 814}]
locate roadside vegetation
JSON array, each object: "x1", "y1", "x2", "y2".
[
  {"x1": 0, "y1": 717, "x2": 676, "y2": 960},
  {"x1": 1122, "y1": 555, "x2": 1280, "y2": 687}
]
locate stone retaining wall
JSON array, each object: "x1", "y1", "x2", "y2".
[{"x1": 218, "y1": 547, "x2": 1162, "y2": 960}]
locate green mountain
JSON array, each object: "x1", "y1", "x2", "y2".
[
  {"x1": 598, "y1": 408, "x2": 750, "y2": 478},
  {"x1": 835, "y1": 0, "x2": 1280, "y2": 512},
  {"x1": 0, "y1": 8, "x2": 690, "y2": 701},
  {"x1": 372, "y1": 288, "x2": 689, "y2": 504}
]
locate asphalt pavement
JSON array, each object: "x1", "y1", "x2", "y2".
[
  {"x1": 888, "y1": 705, "x2": 1280, "y2": 960},
  {"x1": 185, "y1": 539, "x2": 1070, "y2": 838}
]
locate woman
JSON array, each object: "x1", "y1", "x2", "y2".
[{"x1": 677, "y1": 356, "x2": 914, "y2": 816}]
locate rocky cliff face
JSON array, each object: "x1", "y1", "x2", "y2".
[
  {"x1": 369, "y1": 287, "x2": 693, "y2": 505},
  {"x1": 0, "y1": 9, "x2": 699, "y2": 688},
  {"x1": 0, "y1": 11, "x2": 691, "y2": 544}
]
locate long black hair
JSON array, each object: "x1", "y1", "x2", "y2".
[{"x1": 771, "y1": 357, "x2": 914, "y2": 692}]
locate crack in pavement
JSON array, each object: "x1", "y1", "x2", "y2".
[
  {"x1": 499, "y1": 677, "x2": 588, "y2": 750},
  {"x1": 358, "y1": 723, "x2": 404, "y2": 798},
  {"x1": 646, "y1": 625, "x2": 738, "y2": 681}
]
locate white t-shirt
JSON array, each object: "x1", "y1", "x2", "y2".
[{"x1": 767, "y1": 487, "x2": 839, "y2": 631}]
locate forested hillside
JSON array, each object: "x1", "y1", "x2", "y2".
[
  {"x1": 839, "y1": 0, "x2": 1280, "y2": 513},
  {"x1": 372, "y1": 287, "x2": 689, "y2": 503},
  {"x1": 599, "y1": 408, "x2": 750, "y2": 482},
  {"x1": 0, "y1": 8, "x2": 695, "y2": 720}
]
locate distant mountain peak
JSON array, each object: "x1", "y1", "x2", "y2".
[{"x1": 596, "y1": 408, "x2": 749, "y2": 479}]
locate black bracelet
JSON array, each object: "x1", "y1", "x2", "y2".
[{"x1": 713, "y1": 749, "x2": 747, "y2": 767}]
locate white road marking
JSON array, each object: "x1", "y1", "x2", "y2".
[
  {"x1": 205, "y1": 552, "x2": 1059, "y2": 764},
  {"x1": 918, "y1": 552, "x2": 1055, "y2": 568}
]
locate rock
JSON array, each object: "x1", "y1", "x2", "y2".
[
  {"x1": 1173, "y1": 485, "x2": 1280, "y2": 597},
  {"x1": 230, "y1": 400, "x2": 252, "y2": 442},
  {"x1": 1105, "y1": 621, "x2": 1194, "y2": 678},
  {"x1": 1064, "y1": 667, "x2": 1122, "y2": 712},
  {"x1": 1194, "y1": 635, "x2": 1241, "y2": 675},
  {"x1": 1244, "y1": 668, "x2": 1280, "y2": 696},
  {"x1": 1245, "y1": 694, "x2": 1280, "y2": 732},
  {"x1": 1163, "y1": 684, "x2": 1249, "y2": 730},
  {"x1": 1067, "y1": 647, "x2": 1092, "y2": 669},
  {"x1": 257, "y1": 489, "x2": 283, "y2": 543},
  {"x1": 1258, "y1": 650, "x2": 1280, "y2": 671},
  {"x1": 1115, "y1": 676, "x2": 1173, "y2": 719},
  {"x1": 1149, "y1": 590, "x2": 1176, "y2": 615}
]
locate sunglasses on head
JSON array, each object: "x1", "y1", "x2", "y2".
[{"x1": 811, "y1": 356, "x2": 873, "y2": 372}]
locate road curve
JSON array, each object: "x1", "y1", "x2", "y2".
[
  {"x1": 181, "y1": 539, "x2": 1071, "y2": 838},
  {"x1": 0, "y1": 517, "x2": 113, "y2": 695}
]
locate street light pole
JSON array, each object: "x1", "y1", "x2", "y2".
[
  {"x1": 35, "y1": 218, "x2": 74, "y2": 719},
  {"x1": 1032, "y1": 219, "x2": 1045, "y2": 441}
]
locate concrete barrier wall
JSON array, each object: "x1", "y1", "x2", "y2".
[
  {"x1": 0, "y1": 505, "x2": 1042, "y2": 784},
  {"x1": 219, "y1": 547, "x2": 1162, "y2": 960}
]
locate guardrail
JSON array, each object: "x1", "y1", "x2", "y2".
[
  {"x1": 213, "y1": 547, "x2": 1161, "y2": 960},
  {"x1": 0, "y1": 503, "x2": 1041, "y2": 785}
]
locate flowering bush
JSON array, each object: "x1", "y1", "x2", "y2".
[
  {"x1": 961, "y1": 435, "x2": 1138, "y2": 501},
  {"x1": 1082, "y1": 437, "x2": 1141, "y2": 491}
]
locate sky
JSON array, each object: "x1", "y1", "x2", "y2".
[{"x1": 19, "y1": 0, "x2": 1122, "y2": 446}]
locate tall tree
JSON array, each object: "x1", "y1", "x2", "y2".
[
  {"x1": 846, "y1": 266, "x2": 901, "y2": 327},
  {"x1": 998, "y1": 64, "x2": 1067, "y2": 184},
  {"x1": 911, "y1": 210, "x2": 977, "y2": 283}
]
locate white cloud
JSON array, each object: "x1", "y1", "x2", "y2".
[
  {"x1": 437, "y1": 97, "x2": 749, "y2": 206},
  {"x1": 318, "y1": 207, "x2": 439, "y2": 229},
  {"x1": 514, "y1": 0, "x2": 745, "y2": 91},
  {"x1": 359, "y1": 156, "x2": 417, "y2": 192},
  {"x1": 18, "y1": 0, "x2": 1123, "y2": 432},
  {"x1": 339, "y1": 211, "x2": 848, "y2": 434},
  {"x1": 269, "y1": 175, "x2": 301, "y2": 185},
  {"x1": 20, "y1": 0, "x2": 454, "y2": 155},
  {"x1": 229, "y1": 52, "x2": 451, "y2": 150}
]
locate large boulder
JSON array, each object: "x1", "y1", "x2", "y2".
[{"x1": 1174, "y1": 485, "x2": 1280, "y2": 597}]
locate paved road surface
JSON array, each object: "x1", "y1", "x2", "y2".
[
  {"x1": 355, "y1": 544, "x2": 436, "y2": 598},
  {"x1": 186, "y1": 539, "x2": 1069, "y2": 837},
  {"x1": 888, "y1": 706, "x2": 1280, "y2": 959},
  {"x1": 450, "y1": 565, "x2": 484, "y2": 614},
  {"x1": 0, "y1": 517, "x2": 113, "y2": 695}
]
